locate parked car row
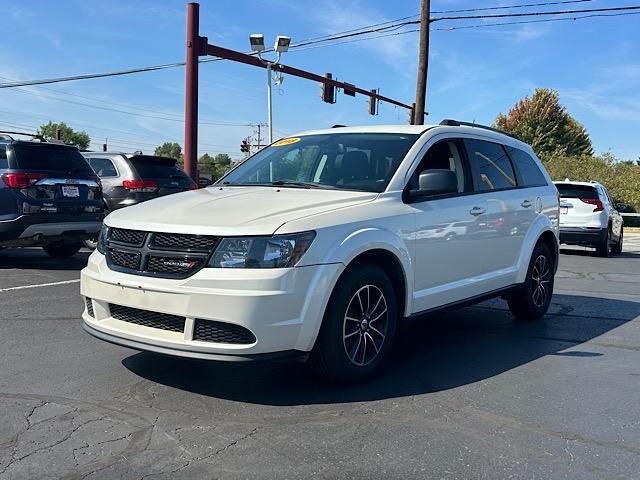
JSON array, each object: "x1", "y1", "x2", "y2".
[{"x1": 0, "y1": 133, "x2": 198, "y2": 255}]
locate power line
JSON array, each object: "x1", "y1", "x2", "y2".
[
  {"x1": 431, "y1": 0, "x2": 592, "y2": 14},
  {"x1": 1, "y1": 4, "x2": 637, "y2": 90}
]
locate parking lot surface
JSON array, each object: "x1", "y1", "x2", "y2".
[{"x1": 1, "y1": 237, "x2": 640, "y2": 479}]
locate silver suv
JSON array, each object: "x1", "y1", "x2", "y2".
[{"x1": 555, "y1": 180, "x2": 624, "y2": 256}]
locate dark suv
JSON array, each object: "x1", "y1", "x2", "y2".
[
  {"x1": 0, "y1": 133, "x2": 104, "y2": 257},
  {"x1": 83, "y1": 152, "x2": 196, "y2": 214}
]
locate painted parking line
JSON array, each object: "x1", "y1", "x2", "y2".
[{"x1": 0, "y1": 279, "x2": 80, "y2": 293}]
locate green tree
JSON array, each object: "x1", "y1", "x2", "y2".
[
  {"x1": 154, "y1": 142, "x2": 183, "y2": 161},
  {"x1": 213, "y1": 153, "x2": 232, "y2": 166},
  {"x1": 198, "y1": 153, "x2": 215, "y2": 174},
  {"x1": 37, "y1": 121, "x2": 90, "y2": 150},
  {"x1": 494, "y1": 88, "x2": 593, "y2": 161}
]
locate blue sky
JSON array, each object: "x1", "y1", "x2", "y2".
[{"x1": 0, "y1": 0, "x2": 638, "y2": 161}]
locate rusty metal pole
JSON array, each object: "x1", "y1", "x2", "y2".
[
  {"x1": 184, "y1": 2, "x2": 200, "y2": 181},
  {"x1": 55, "y1": 128, "x2": 61, "y2": 141}
]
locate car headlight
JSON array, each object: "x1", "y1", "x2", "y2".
[
  {"x1": 208, "y1": 231, "x2": 316, "y2": 268},
  {"x1": 96, "y1": 224, "x2": 109, "y2": 254}
]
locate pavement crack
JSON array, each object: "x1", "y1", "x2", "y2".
[{"x1": 213, "y1": 427, "x2": 259, "y2": 457}]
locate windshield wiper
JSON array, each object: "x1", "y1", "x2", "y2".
[{"x1": 269, "y1": 180, "x2": 334, "y2": 189}]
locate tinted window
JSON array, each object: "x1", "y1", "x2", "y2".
[
  {"x1": 129, "y1": 156, "x2": 187, "y2": 179},
  {"x1": 12, "y1": 143, "x2": 92, "y2": 173},
  {"x1": 466, "y1": 139, "x2": 517, "y2": 191},
  {"x1": 409, "y1": 140, "x2": 467, "y2": 193},
  {"x1": 506, "y1": 147, "x2": 547, "y2": 187},
  {"x1": 222, "y1": 133, "x2": 419, "y2": 193},
  {"x1": 87, "y1": 157, "x2": 118, "y2": 177},
  {"x1": 555, "y1": 184, "x2": 597, "y2": 200},
  {"x1": 0, "y1": 145, "x2": 7, "y2": 169}
]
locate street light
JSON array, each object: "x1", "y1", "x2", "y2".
[{"x1": 250, "y1": 33, "x2": 291, "y2": 144}]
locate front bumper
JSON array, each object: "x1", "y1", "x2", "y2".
[
  {"x1": 559, "y1": 226, "x2": 607, "y2": 246},
  {"x1": 81, "y1": 251, "x2": 344, "y2": 359}
]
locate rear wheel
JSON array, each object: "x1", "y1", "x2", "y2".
[
  {"x1": 595, "y1": 227, "x2": 611, "y2": 257},
  {"x1": 507, "y1": 242, "x2": 554, "y2": 320},
  {"x1": 611, "y1": 227, "x2": 624, "y2": 255},
  {"x1": 311, "y1": 264, "x2": 397, "y2": 384},
  {"x1": 43, "y1": 242, "x2": 82, "y2": 258}
]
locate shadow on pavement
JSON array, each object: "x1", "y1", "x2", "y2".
[
  {"x1": 0, "y1": 248, "x2": 90, "y2": 271},
  {"x1": 122, "y1": 293, "x2": 640, "y2": 406}
]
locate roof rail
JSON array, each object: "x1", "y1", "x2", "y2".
[
  {"x1": 331, "y1": 124, "x2": 347, "y2": 128},
  {"x1": 439, "y1": 119, "x2": 521, "y2": 140}
]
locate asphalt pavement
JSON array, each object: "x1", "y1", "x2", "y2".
[{"x1": 1, "y1": 237, "x2": 639, "y2": 479}]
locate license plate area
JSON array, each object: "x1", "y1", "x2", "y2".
[
  {"x1": 62, "y1": 185, "x2": 80, "y2": 197},
  {"x1": 560, "y1": 207, "x2": 569, "y2": 215}
]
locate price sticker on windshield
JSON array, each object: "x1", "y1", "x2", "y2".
[{"x1": 273, "y1": 137, "x2": 301, "y2": 147}]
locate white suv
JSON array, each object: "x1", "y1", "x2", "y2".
[
  {"x1": 555, "y1": 180, "x2": 624, "y2": 257},
  {"x1": 81, "y1": 121, "x2": 560, "y2": 383}
]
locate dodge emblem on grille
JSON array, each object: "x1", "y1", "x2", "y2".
[{"x1": 162, "y1": 259, "x2": 198, "y2": 269}]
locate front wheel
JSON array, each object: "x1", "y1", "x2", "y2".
[
  {"x1": 611, "y1": 227, "x2": 623, "y2": 255},
  {"x1": 507, "y1": 242, "x2": 554, "y2": 320},
  {"x1": 310, "y1": 264, "x2": 397, "y2": 384},
  {"x1": 43, "y1": 242, "x2": 83, "y2": 258}
]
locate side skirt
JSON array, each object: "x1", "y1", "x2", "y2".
[{"x1": 404, "y1": 284, "x2": 522, "y2": 322}]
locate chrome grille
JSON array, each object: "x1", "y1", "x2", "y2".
[
  {"x1": 103, "y1": 228, "x2": 219, "y2": 279},
  {"x1": 109, "y1": 304, "x2": 185, "y2": 332},
  {"x1": 110, "y1": 228, "x2": 146, "y2": 246},
  {"x1": 193, "y1": 319, "x2": 256, "y2": 344}
]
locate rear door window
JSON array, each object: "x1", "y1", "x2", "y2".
[
  {"x1": 0, "y1": 145, "x2": 7, "y2": 168},
  {"x1": 87, "y1": 157, "x2": 118, "y2": 177},
  {"x1": 129, "y1": 156, "x2": 187, "y2": 179},
  {"x1": 465, "y1": 139, "x2": 517, "y2": 191},
  {"x1": 556, "y1": 184, "x2": 598, "y2": 200},
  {"x1": 12, "y1": 143, "x2": 92, "y2": 173},
  {"x1": 506, "y1": 147, "x2": 547, "y2": 187}
]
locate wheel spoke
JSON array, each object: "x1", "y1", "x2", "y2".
[
  {"x1": 364, "y1": 332, "x2": 379, "y2": 354},
  {"x1": 345, "y1": 316, "x2": 361, "y2": 323},
  {"x1": 356, "y1": 290, "x2": 364, "y2": 316},
  {"x1": 344, "y1": 330, "x2": 359, "y2": 340},
  {"x1": 360, "y1": 333, "x2": 368, "y2": 364},
  {"x1": 369, "y1": 324, "x2": 385, "y2": 340},
  {"x1": 349, "y1": 334, "x2": 362, "y2": 362},
  {"x1": 370, "y1": 308, "x2": 387, "y2": 324},
  {"x1": 369, "y1": 291, "x2": 383, "y2": 316}
]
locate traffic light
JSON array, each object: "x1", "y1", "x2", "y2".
[
  {"x1": 321, "y1": 73, "x2": 335, "y2": 104},
  {"x1": 343, "y1": 83, "x2": 356, "y2": 97},
  {"x1": 368, "y1": 89, "x2": 378, "y2": 116},
  {"x1": 240, "y1": 139, "x2": 250, "y2": 153}
]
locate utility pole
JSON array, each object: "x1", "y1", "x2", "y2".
[
  {"x1": 184, "y1": 2, "x2": 201, "y2": 181},
  {"x1": 55, "y1": 128, "x2": 61, "y2": 141},
  {"x1": 414, "y1": 0, "x2": 430, "y2": 125}
]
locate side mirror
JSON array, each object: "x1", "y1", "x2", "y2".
[
  {"x1": 616, "y1": 203, "x2": 628, "y2": 211},
  {"x1": 410, "y1": 169, "x2": 458, "y2": 198}
]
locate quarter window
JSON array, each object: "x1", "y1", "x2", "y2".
[
  {"x1": 466, "y1": 139, "x2": 517, "y2": 191},
  {"x1": 87, "y1": 157, "x2": 118, "y2": 177},
  {"x1": 506, "y1": 147, "x2": 547, "y2": 187},
  {"x1": 0, "y1": 145, "x2": 7, "y2": 169}
]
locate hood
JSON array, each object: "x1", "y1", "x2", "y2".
[{"x1": 106, "y1": 186, "x2": 378, "y2": 235}]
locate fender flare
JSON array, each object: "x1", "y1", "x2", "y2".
[{"x1": 515, "y1": 215, "x2": 559, "y2": 283}]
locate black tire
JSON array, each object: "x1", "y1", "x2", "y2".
[
  {"x1": 43, "y1": 242, "x2": 83, "y2": 258},
  {"x1": 310, "y1": 264, "x2": 397, "y2": 384},
  {"x1": 595, "y1": 227, "x2": 611, "y2": 257},
  {"x1": 611, "y1": 227, "x2": 623, "y2": 255},
  {"x1": 507, "y1": 242, "x2": 554, "y2": 320}
]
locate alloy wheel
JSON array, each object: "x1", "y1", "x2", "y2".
[
  {"x1": 343, "y1": 285, "x2": 389, "y2": 366},
  {"x1": 531, "y1": 254, "x2": 551, "y2": 307}
]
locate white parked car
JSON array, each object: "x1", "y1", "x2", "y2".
[
  {"x1": 81, "y1": 121, "x2": 560, "y2": 383},
  {"x1": 554, "y1": 180, "x2": 624, "y2": 257}
]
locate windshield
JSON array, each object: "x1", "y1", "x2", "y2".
[
  {"x1": 556, "y1": 183, "x2": 598, "y2": 200},
  {"x1": 221, "y1": 132, "x2": 419, "y2": 192},
  {"x1": 11, "y1": 143, "x2": 92, "y2": 173}
]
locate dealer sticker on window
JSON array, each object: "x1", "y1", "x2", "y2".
[{"x1": 272, "y1": 137, "x2": 301, "y2": 147}]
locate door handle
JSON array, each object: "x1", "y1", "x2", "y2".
[
  {"x1": 470, "y1": 206, "x2": 486, "y2": 216},
  {"x1": 521, "y1": 200, "x2": 533, "y2": 208}
]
